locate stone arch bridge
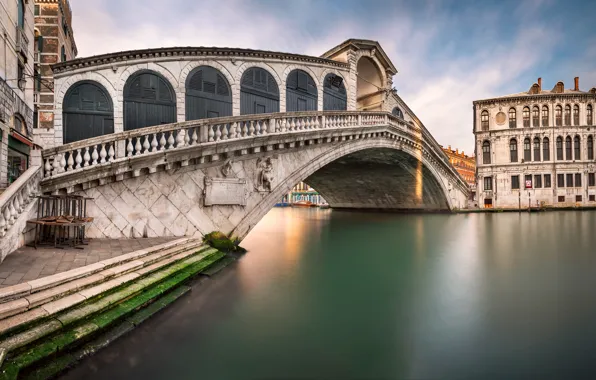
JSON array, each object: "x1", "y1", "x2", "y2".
[{"x1": 39, "y1": 111, "x2": 469, "y2": 239}]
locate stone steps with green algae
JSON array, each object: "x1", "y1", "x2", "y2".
[{"x1": 0, "y1": 249, "x2": 225, "y2": 380}]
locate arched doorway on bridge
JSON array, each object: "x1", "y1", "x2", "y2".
[
  {"x1": 356, "y1": 57, "x2": 383, "y2": 111},
  {"x1": 240, "y1": 67, "x2": 279, "y2": 115},
  {"x1": 63, "y1": 81, "x2": 114, "y2": 144},
  {"x1": 185, "y1": 66, "x2": 232, "y2": 120},
  {"x1": 322, "y1": 73, "x2": 347, "y2": 111},
  {"x1": 123, "y1": 70, "x2": 176, "y2": 131},
  {"x1": 286, "y1": 69, "x2": 317, "y2": 112}
]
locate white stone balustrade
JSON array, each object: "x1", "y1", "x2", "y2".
[
  {"x1": 0, "y1": 167, "x2": 42, "y2": 237},
  {"x1": 41, "y1": 111, "x2": 411, "y2": 179}
]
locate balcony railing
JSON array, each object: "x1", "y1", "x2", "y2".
[
  {"x1": 0, "y1": 77, "x2": 34, "y2": 136},
  {"x1": 15, "y1": 26, "x2": 29, "y2": 56}
]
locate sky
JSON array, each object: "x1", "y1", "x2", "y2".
[{"x1": 69, "y1": 0, "x2": 596, "y2": 154}]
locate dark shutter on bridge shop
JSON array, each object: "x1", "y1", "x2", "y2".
[
  {"x1": 323, "y1": 73, "x2": 347, "y2": 111},
  {"x1": 124, "y1": 71, "x2": 176, "y2": 131},
  {"x1": 286, "y1": 69, "x2": 317, "y2": 112},
  {"x1": 63, "y1": 81, "x2": 114, "y2": 144},
  {"x1": 392, "y1": 107, "x2": 404, "y2": 118},
  {"x1": 185, "y1": 66, "x2": 232, "y2": 120},
  {"x1": 240, "y1": 67, "x2": 279, "y2": 115}
]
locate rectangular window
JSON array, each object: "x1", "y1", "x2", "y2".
[
  {"x1": 589, "y1": 173, "x2": 595, "y2": 187},
  {"x1": 575, "y1": 173, "x2": 582, "y2": 187},
  {"x1": 566, "y1": 173, "x2": 574, "y2": 188},
  {"x1": 17, "y1": 62, "x2": 25, "y2": 90},
  {"x1": 484, "y1": 176, "x2": 492, "y2": 191},
  {"x1": 544, "y1": 174, "x2": 551, "y2": 188},
  {"x1": 558, "y1": 196, "x2": 565, "y2": 203},
  {"x1": 534, "y1": 174, "x2": 542, "y2": 188},
  {"x1": 557, "y1": 174, "x2": 565, "y2": 187},
  {"x1": 511, "y1": 175, "x2": 520, "y2": 190},
  {"x1": 34, "y1": 4, "x2": 39, "y2": 15},
  {"x1": 576, "y1": 195, "x2": 582, "y2": 202},
  {"x1": 525, "y1": 174, "x2": 532, "y2": 188},
  {"x1": 590, "y1": 194, "x2": 595, "y2": 202}
]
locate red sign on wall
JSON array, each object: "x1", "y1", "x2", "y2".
[{"x1": 525, "y1": 180, "x2": 532, "y2": 189}]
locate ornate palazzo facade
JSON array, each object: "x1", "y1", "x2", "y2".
[{"x1": 474, "y1": 77, "x2": 596, "y2": 209}]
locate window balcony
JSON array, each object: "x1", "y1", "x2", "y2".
[{"x1": 15, "y1": 26, "x2": 29, "y2": 59}]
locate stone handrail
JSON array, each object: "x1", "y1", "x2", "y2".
[
  {"x1": 41, "y1": 111, "x2": 410, "y2": 178},
  {"x1": 0, "y1": 166, "x2": 42, "y2": 237}
]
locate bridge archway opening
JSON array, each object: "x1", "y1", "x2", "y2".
[
  {"x1": 286, "y1": 69, "x2": 317, "y2": 112},
  {"x1": 323, "y1": 73, "x2": 347, "y2": 111},
  {"x1": 63, "y1": 81, "x2": 114, "y2": 144},
  {"x1": 240, "y1": 67, "x2": 280, "y2": 115},
  {"x1": 185, "y1": 66, "x2": 232, "y2": 120},
  {"x1": 356, "y1": 57, "x2": 383, "y2": 111},
  {"x1": 124, "y1": 70, "x2": 176, "y2": 131}
]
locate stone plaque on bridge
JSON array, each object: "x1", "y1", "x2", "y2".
[{"x1": 204, "y1": 177, "x2": 247, "y2": 206}]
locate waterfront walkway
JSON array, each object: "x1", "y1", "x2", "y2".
[{"x1": 0, "y1": 238, "x2": 176, "y2": 288}]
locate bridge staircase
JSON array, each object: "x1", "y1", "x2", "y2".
[{"x1": 0, "y1": 237, "x2": 232, "y2": 379}]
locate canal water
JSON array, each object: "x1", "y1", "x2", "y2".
[{"x1": 60, "y1": 208, "x2": 596, "y2": 379}]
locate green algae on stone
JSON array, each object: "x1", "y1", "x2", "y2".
[
  {"x1": 127, "y1": 286, "x2": 190, "y2": 326},
  {"x1": 51, "y1": 323, "x2": 99, "y2": 351},
  {"x1": 21, "y1": 353, "x2": 75, "y2": 380}
]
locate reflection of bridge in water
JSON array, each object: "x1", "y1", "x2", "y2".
[{"x1": 1, "y1": 38, "x2": 470, "y2": 259}]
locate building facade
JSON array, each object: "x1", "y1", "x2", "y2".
[
  {"x1": 32, "y1": 0, "x2": 77, "y2": 148},
  {"x1": 474, "y1": 77, "x2": 596, "y2": 209},
  {"x1": 442, "y1": 145, "x2": 475, "y2": 187},
  {"x1": 278, "y1": 182, "x2": 328, "y2": 206},
  {"x1": 0, "y1": 0, "x2": 36, "y2": 189}
]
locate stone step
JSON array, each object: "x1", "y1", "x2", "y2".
[
  {"x1": 0, "y1": 249, "x2": 228, "y2": 379},
  {"x1": 0, "y1": 244, "x2": 211, "y2": 337},
  {"x1": 0, "y1": 237, "x2": 198, "y2": 304}
]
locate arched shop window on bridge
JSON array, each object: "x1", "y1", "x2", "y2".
[
  {"x1": 392, "y1": 107, "x2": 404, "y2": 118},
  {"x1": 323, "y1": 73, "x2": 347, "y2": 111},
  {"x1": 124, "y1": 71, "x2": 176, "y2": 131},
  {"x1": 240, "y1": 67, "x2": 280, "y2": 114},
  {"x1": 63, "y1": 81, "x2": 114, "y2": 144},
  {"x1": 185, "y1": 66, "x2": 232, "y2": 120},
  {"x1": 286, "y1": 69, "x2": 317, "y2": 112}
]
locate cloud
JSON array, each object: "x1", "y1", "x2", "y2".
[{"x1": 69, "y1": 0, "x2": 596, "y2": 153}]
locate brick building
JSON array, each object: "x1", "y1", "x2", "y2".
[
  {"x1": 442, "y1": 145, "x2": 475, "y2": 187},
  {"x1": 32, "y1": 0, "x2": 77, "y2": 148}
]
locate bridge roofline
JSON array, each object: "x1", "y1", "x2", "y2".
[
  {"x1": 320, "y1": 39, "x2": 398, "y2": 75},
  {"x1": 51, "y1": 46, "x2": 350, "y2": 74}
]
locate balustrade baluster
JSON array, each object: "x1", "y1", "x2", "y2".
[
  {"x1": 159, "y1": 133, "x2": 167, "y2": 150},
  {"x1": 3, "y1": 207, "x2": 11, "y2": 229},
  {"x1": 191, "y1": 128, "x2": 198, "y2": 145},
  {"x1": 66, "y1": 152, "x2": 74, "y2": 171},
  {"x1": 8, "y1": 200, "x2": 17, "y2": 225},
  {"x1": 108, "y1": 144, "x2": 115, "y2": 161},
  {"x1": 222, "y1": 124, "x2": 229, "y2": 140},
  {"x1": 52, "y1": 154, "x2": 61, "y2": 175},
  {"x1": 75, "y1": 149, "x2": 82, "y2": 169},
  {"x1": 249, "y1": 121, "x2": 255, "y2": 136},
  {"x1": 167, "y1": 131, "x2": 175, "y2": 149},
  {"x1": 184, "y1": 129, "x2": 191, "y2": 146},
  {"x1": 281, "y1": 119, "x2": 288, "y2": 132},
  {"x1": 229, "y1": 122, "x2": 237, "y2": 139},
  {"x1": 288, "y1": 118, "x2": 294, "y2": 131},
  {"x1": 176, "y1": 129, "x2": 185, "y2": 147},
  {"x1": 257, "y1": 120, "x2": 263, "y2": 135},
  {"x1": 134, "y1": 138, "x2": 142, "y2": 155},
  {"x1": 208, "y1": 125, "x2": 215, "y2": 142},
  {"x1": 91, "y1": 146, "x2": 99, "y2": 165},
  {"x1": 143, "y1": 136, "x2": 151, "y2": 152},
  {"x1": 126, "y1": 139, "x2": 134, "y2": 156},
  {"x1": 17, "y1": 192, "x2": 24, "y2": 211},
  {"x1": 83, "y1": 147, "x2": 91, "y2": 167},
  {"x1": 100, "y1": 145, "x2": 107, "y2": 163},
  {"x1": 150, "y1": 134, "x2": 158, "y2": 152},
  {"x1": 314, "y1": 116, "x2": 320, "y2": 129},
  {"x1": 215, "y1": 125, "x2": 222, "y2": 141},
  {"x1": 44, "y1": 158, "x2": 51, "y2": 177},
  {"x1": 0, "y1": 212, "x2": 6, "y2": 237}
]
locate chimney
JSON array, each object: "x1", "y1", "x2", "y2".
[
  {"x1": 448, "y1": 145, "x2": 451, "y2": 150},
  {"x1": 456, "y1": 148, "x2": 459, "y2": 154},
  {"x1": 538, "y1": 77, "x2": 542, "y2": 91},
  {"x1": 574, "y1": 77, "x2": 579, "y2": 91}
]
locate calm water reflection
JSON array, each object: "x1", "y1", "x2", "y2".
[{"x1": 60, "y1": 209, "x2": 596, "y2": 380}]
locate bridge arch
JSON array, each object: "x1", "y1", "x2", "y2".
[
  {"x1": 123, "y1": 70, "x2": 177, "y2": 131},
  {"x1": 356, "y1": 55, "x2": 384, "y2": 111},
  {"x1": 233, "y1": 138, "x2": 453, "y2": 238}
]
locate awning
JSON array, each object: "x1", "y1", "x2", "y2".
[{"x1": 10, "y1": 130, "x2": 34, "y2": 147}]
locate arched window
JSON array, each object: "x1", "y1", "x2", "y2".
[
  {"x1": 533, "y1": 137, "x2": 540, "y2": 161},
  {"x1": 286, "y1": 69, "x2": 317, "y2": 112},
  {"x1": 532, "y1": 106, "x2": 540, "y2": 127},
  {"x1": 482, "y1": 140, "x2": 491, "y2": 164},
  {"x1": 123, "y1": 71, "x2": 176, "y2": 131},
  {"x1": 13, "y1": 114, "x2": 26, "y2": 135},
  {"x1": 509, "y1": 138, "x2": 518, "y2": 162},
  {"x1": 588, "y1": 135, "x2": 594, "y2": 160},
  {"x1": 323, "y1": 73, "x2": 347, "y2": 111},
  {"x1": 185, "y1": 66, "x2": 232, "y2": 121},
  {"x1": 573, "y1": 105, "x2": 580, "y2": 125},
  {"x1": 523, "y1": 107, "x2": 530, "y2": 127},
  {"x1": 240, "y1": 67, "x2": 279, "y2": 115},
  {"x1": 588, "y1": 104, "x2": 593, "y2": 126},
  {"x1": 17, "y1": 0, "x2": 25, "y2": 28},
  {"x1": 565, "y1": 136, "x2": 572, "y2": 160},
  {"x1": 508, "y1": 108, "x2": 516, "y2": 128},
  {"x1": 556, "y1": 136, "x2": 563, "y2": 160},
  {"x1": 556, "y1": 105, "x2": 562, "y2": 126},
  {"x1": 574, "y1": 135, "x2": 581, "y2": 160},
  {"x1": 481, "y1": 110, "x2": 489, "y2": 131},
  {"x1": 524, "y1": 137, "x2": 531, "y2": 161},
  {"x1": 543, "y1": 137, "x2": 550, "y2": 161},
  {"x1": 392, "y1": 107, "x2": 404, "y2": 118},
  {"x1": 542, "y1": 105, "x2": 549, "y2": 126},
  {"x1": 63, "y1": 81, "x2": 114, "y2": 144},
  {"x1": 564, "y1": 105, "x2": 571, "y2": 126}
]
